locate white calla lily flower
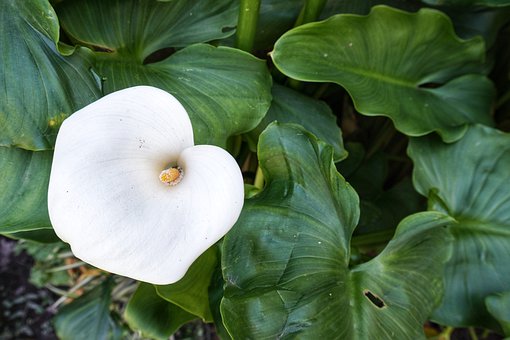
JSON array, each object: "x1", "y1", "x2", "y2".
[{"x1": 48, "y1": 86, "x2": 244, "y2": 284}]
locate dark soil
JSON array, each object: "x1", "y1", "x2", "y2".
[{"x1": 0, "y1": 236, "x2": 57, "y2": 340}]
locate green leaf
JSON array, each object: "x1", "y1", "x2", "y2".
[
  {"x1": 246, "y1": 84, "x2": 346, "y2": 161},
  {"x1": 156, "y1": 246, "x2": 218, "y2": 322},
  {"x1": 54, "y1": 279, "x2": 115, "y2": 340},
  {"x1": 4, "y1": 228, "x2": 60, "y2": 244},
  {"x1": 271, "y1": 5, "x2": 494, "y2": 142},
  {"x1": 56, "y1": 0, "x2": 272, "y2": 147},
  {"x1": 486, "y1": 292, "x2": 510, "y2": 336},
  {"x1": 125, "y1": 283, "x2": 196, "y2": 340},
  {"x1": 56, "y1": 0, "x2": 238, "y2": 54},
  {"x1": 338, "y1": 148, "x2": 424, "y2": 236},
  {"x1": 251, "y1": 0, "x2": 303, "y2": 51},
  {"x1": 208, "y1": 259, "x2": 232, "y2": 340},
  {"x1": 221, "y1": 123, "x2": 453, "y2": 339},
  {"x1": 0, "y1": 0, "x2": 101, "y2": 150},
  {"x1": 320, "y1": 0, "x2": 422, "y2": 19},
  {"x1": 0, "y1": 147, "x2": 52, "y2": 234},
  {"x1": 408, "y1": 124, "x2": 510, "y2": 328}
]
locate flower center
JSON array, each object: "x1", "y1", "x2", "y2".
[{"x1": 159, "y1": 166, "x2": 183, "y2": 186}]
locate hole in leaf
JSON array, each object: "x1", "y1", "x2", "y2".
[
  {"x1": 418, "y1": 82, "x2": 442, "y2": 89},
  {"x1": 363, "y1": 289, "x2": 386, "y2": 308},
  {"x1": 143, "y1": 47, "x2": 176, "y2": 65}
]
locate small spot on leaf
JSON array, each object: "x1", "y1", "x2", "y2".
[{"x1": 363, "y1": 289, "x2": 386, "y2": 309}]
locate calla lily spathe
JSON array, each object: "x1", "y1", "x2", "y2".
[{"x1": 48, "y1": 86, "x2": 244, "y2": 284}]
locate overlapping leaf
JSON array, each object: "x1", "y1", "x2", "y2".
[
  {"x1": 0, "y1": 147, "x2": 53, "y2": 233},
  {"x1": 54, "y1": 279, "x2": 117, "y2": 340},
  {"x1": 125, "y1": 283, "x2": 196, "y2": 340},
  {"x1": 221, "y1": 123, "x2": 453, "y2": 339},
  {"x1": 56, "y1": 0, "x2": 272, "y2": 147},
  {"x1": 0, "y1": 0, "x2": 101, "y2": 150},
  {"x1": 56, "y1": 0, "x2": 238, "y2": 55},
  {"x1": 409, "y1": 124, "x2": 510, "y2": 328},
  {"x1": 246, "y1": 84, "x2": 346, "y2": 161},
  {"x1": 421, "y1": 0, "x2": 510, "y2": 7},
  {"x1": 271, "y1": 5, "x2": 494, "y2": 142},
  {"x1": 156, "y1": 246, "x2": 218, "y2": 322},
  {"x1": 486, "y1": 292, "x2": 510, "y2": 336}
]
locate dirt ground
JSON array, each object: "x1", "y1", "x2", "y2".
[{"x1": 0, "y1": 236, "x2": 57, "y2": 340}]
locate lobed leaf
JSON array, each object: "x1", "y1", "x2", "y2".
[
  {"x1": 221, "y1": 123, "x2": 453, "y2": 339},
  {"x1": 271, "y1": 5, "x2": 494, "y2": 142},
  {"x1": 409, "y1": 124, "x2": 510, "y2": 328}
]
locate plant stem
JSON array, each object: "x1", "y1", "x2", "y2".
[
  {"x1": 46, "y1": 261, "x2": 86, "y2": 272},
  {"x1": 351, "y1": 229, "x2": 395, "y2": 247},
  {"x1": 294, "y1": 0, "x2": 327, "y2": 26},
  {"x1": 47, "y1": 275, "x2": 97, "y2": 311},
  {"x1": 438, "y1": 326, "x2": 454, "y2": 340},
  {"x1": 366, "y1": 120, "x2": 396, "y2": 159},
  {"x1": 288, "y1": 0, "x2": 327, "y2": 91},
  {"x1": 468, "y1": 327, "x2": 478, "y2": 340},
  {"x1": 254, "y1": 166, "x2": 264, "y2": 189},
  {"x1": 496, "y1": 88, "x2": 510, "y2": 109},
  {"x1": 235, "y1": 0, "x2": 261, "y2": 52}
]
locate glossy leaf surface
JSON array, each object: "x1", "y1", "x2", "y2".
[
  {"x1": 271, "y1": 5, "x2": 494, "y2": 142},
  {"x1": 221, "y1": 123, "x2": 453, "y2": 339},
  {"x1": 409, "y1": 124, "x2": 510, "y2": 328}
]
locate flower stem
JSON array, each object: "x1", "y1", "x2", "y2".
[
  {"x1": 235, "y1": 0, "x2": 261, "y2": 52},
  {"x1": 294, "y1": 0, "x2": 327, "y2": 26},
  {"x1": 496, "y1": 88, "x2": 510, "y2": 109},
  {"x1": 350, "y1": 229, "x2": 395, "y2": 247},
  {"x1": 288, "y1": 0, "x2": 327, "y2": 90}
]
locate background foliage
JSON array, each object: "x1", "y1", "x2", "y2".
[{"x1": 1, "y1": 0, "x2": 510, "y2": 339}]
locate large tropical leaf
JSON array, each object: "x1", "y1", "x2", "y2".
[
  {"x1": 271, "y1": 5, "x2": 494, "y2": 142},
  {"x1": 221, "y1": 123, "x2": 453, "y2": 339},
  {"x1": 0, "y1": 0, "x2": 101, "y2": 150},
  {"x1": 0, "y1": 147, "x2": 52, "y2": 233},
  {"x1": 408, "y1": 124, "x2": 510, "y2": 328},
  {"x1": 56, "y1": 0, "x2": 272, "y2": 147}
]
